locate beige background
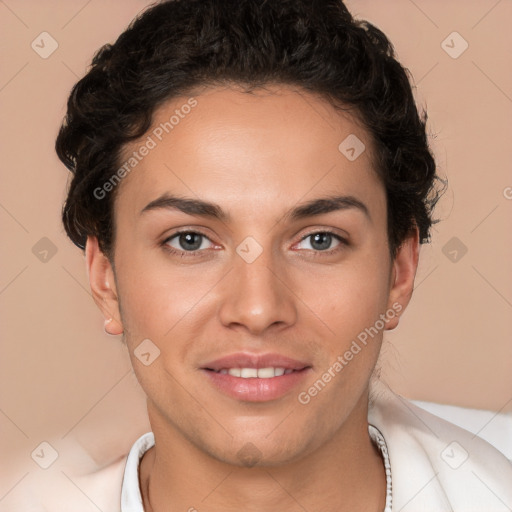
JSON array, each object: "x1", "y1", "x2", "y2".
[{"x1": 1, "y1": 0, "x2": 511, "y2": 503}]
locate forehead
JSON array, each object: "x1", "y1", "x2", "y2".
[{"x1": 114, "y1": 85, "x2": 383, "y2": 222}]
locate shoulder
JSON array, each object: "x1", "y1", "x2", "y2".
[
  {"x1": 3, "y1": 454, "x2": 128, "y2": 512},
  {"x1": 73, "y1": 455, "x2": 128, "y2": 511},
  {"x1": 68, "y1": 432, "x2": 155, "y2": 512},
  {"x1": 369, "y1": 381, "x2": 512, "y2": 511}
]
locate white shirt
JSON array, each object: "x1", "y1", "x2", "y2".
[
  {"x1": 121, "y1": 432, "x2": 154, "y2": 512},
  {"x1": 119, "y1": 382, "x2": 512, "y2": 511},
  {"x1": 11, "y1": 382, "x2": 511, "y2": 511}
]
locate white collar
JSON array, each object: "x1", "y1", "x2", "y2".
[
  {"x1": 120, "y1": 382, "x2": 512, "y2": 511},
  {"x1": 121, "y1": 431, "x2": 155, "y2": 512},
  {"x1": 120, "y1": 426, "x2": 392, "y2": 512}
]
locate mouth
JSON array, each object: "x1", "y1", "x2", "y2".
[
  {"x1": 205, "y1": 367, "x2": 300, "y2": 378},
  {"x1": 200, "y1": 353, "x2": 312, "y2": 402}
]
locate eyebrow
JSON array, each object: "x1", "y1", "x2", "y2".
[{"x1": 140, "y1": 193, "x2": 370, "y2": 222}]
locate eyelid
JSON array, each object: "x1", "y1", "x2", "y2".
[
  {"x1": 292, "y1": 229, "x2": 348, "y2": 251},
  {"x1": 294, "y1": 227, "x2": 349, "y2": 245},
  {"x1": 162, "y1": 226, "x2": 216, "y2": 243},
  {"x1": 163, "y1": 229, "x2": 217, "y2": 247},
  {"x1": 161, "y1": 227, "x2": 349, "y2": 258},
  {"x1": 162, "y1": 228, "x2": 347, "y2": 243}
]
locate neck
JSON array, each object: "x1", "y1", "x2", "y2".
[{"x1": 140, "y1": 395, "x2": 386, "y2": 512}]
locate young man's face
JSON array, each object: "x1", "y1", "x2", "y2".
[{"x1": 88, "y1": 86, "x2": 417, "y2": 466}]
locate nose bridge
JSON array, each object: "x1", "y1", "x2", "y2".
[{"x1": 218, "y1": 238, "x2": 297, "y2": 333}]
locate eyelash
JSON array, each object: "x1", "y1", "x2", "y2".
[{"x1": 161, "y1": 229, "x2": 348, "y2": 258}]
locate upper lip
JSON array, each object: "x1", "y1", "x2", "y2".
[{"x1": 202, "y1": 352, "x2": 311, "y2": 371}]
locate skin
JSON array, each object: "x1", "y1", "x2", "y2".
[{"x1": 86, "y1": 85, "x2": 419, "y2": 512}]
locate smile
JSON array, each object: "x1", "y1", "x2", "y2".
[
  {"x1": 210, "y1": 367, "x2": 296, "y2": 378},
  {"x1": 200, "y1": 353, "x2": 312, "y2": 402}
]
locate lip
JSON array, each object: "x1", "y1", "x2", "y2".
[
  {"x1": 202, "y1": 352, "x2": 310, "y2": 372},
  {"x1": 200, "y1": 352, "x2": 312, "y2": 402}
]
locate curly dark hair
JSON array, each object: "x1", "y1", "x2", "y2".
[{"x1": 56, "y1": 0, "x2": 444, "y2": 261}]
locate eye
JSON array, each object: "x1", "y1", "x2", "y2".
[
  {"x1": 295, "y1": 231, "x2": 345, "y2": 252},
  {"x1": 164, "y1": 231, "x2": 214, "y2": 253}
]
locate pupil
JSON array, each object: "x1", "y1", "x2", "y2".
[
  {"x1": 311, "y1": 233, "x2": 331, "y2": 251},
  {"x1": 180, "y1": 233, "x2": 202, "y2": 251}
]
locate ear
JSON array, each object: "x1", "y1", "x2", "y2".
[
  {"x1": 85, "y1": 236, "x2": 123, "y2": 336},
  {"x1": 385, "y1": 228, "x2": 420, "y2": 330}
]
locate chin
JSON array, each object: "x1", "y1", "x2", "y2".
[
  {"x1": 201, "y1": 428, "x2": 314, "y2": 468},
  {"x1": 213, "y1": 443, "x2": 305, "y2": 468}
]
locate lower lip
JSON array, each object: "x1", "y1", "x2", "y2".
[{"x1": 201, "y1": 368, "x2": 311, "y2": 402}]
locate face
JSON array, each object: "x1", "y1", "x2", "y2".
[{"x1": 87, "y1": 85, "x2": 418, "y2": 467}]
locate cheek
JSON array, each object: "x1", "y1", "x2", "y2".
[
  {"x1": 303, "y1": 253, "x2": 391, "y2": 344},
  {"x1": 115, "y1": 245, "x2": 222, "y2": 346},
  {"x1": 114, "y1": 225, "x2": 391, "y2": 353},
  {"x1": 113, "y1": 247, "x2": 175, "y2": 335},
  {"x1": 294, "y1": 256, "x2": 390, "y2": 417}
]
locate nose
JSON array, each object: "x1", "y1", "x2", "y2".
[{"x1": 217, "y1": 245, "x2": 298, "y2": 336}]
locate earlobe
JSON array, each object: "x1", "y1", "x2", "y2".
[
  {"x1": 85, "y1": 236, "x2": 124, "y2": 335},
  {"x1": 103, "y1": 316, "x2": 121, "y2": 336},
  {"x1": 385, "y1": 229, "x2": 420, "y2": 331}
]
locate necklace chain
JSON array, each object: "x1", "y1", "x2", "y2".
[{"x1": 369, "y1": 424, "x2": 393, "y2": 512}]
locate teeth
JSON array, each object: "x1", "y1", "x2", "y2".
[
  {"x1": 222, "y1": 367, "x2": 289, "y2": 378},
  {"x1": 257, "y1": 367, "x2": 276, "y2": 378},
  {"x1": 240, "y1": 368, "x2": 258, "y2": 378}
]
